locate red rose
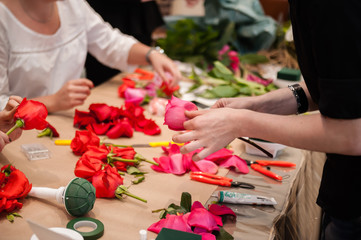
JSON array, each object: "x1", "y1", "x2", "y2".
[
  {"x1": 106, "y1": 119, "x2": 133, "y2": 138},
  {"x1": 73, "y1": 109, "x2": 96, "y2": 129},
  {"x1": 0, "y1": 165, "x2": 31, "y2": 216},
  {"x1": 159, "y1": 81, "x2": 180, "y2": 97},
  {"x1": 10, "y1": 98, "x2": 48, "y2": 132},
  {"x1": 0, "y1": 198, "x2": 23, "y2": 213},
  {"x1": 118, "y1": 78, "x2": 136, "y2": 98},
  {"x1": 89, "y1": 103, "x2": 114, "y2": 122},
  {"x1": 135, "y1": 118, "x2": 161, "y2": 136},
  {"x1": 0, "y1": 166, "x2": 32, "y2": 199},
  {"x1": 123, "y1": 103, "x2": 161, "y2": 135},
  {"x1": 92, "y1": 165, "x2": 123, "y2": 198},
  {"x1": 71, "y1": 127, "x2": 100, "y2": 156},
  {"x1": 91, "y1": 122, "x2": 111, "y2": 135},
  {"x1": 112, "y1": 146, "x2": 137, "y2": 171}
]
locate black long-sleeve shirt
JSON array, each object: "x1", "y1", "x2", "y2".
[{"x1": 289, "y1": 0, "x2": 361, "y2": 219}]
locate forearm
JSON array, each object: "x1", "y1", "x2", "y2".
[
  {"x1": 253, "y1": 81, "x2": 318, "y2": 114},
  {"x1": 32, "y1": 95, "x2": 59, "y2": 113},
  {"x1": 127, "y1": 43, "x2": 151, "y2": 66},
  {"x1": 236, "y1": 110, "x2": 361, "y2": 155}
]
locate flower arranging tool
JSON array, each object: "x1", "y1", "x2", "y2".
[
  {"x1": 244, "y1": 159, "x2": 296, "y2": 181},
  {"x1": 190, "y1": 172, "x2": 255, "y2": 189},
  {"x1": 28, "y1": 177, "x2": 96, "y2": 217}
]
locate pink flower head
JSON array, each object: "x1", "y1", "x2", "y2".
[
  {"x1": 228, "y1": 50, "x2": 240, "y2": 72},
  {"x1": 148, "y1": 213, "x2": 192, "y2": 234},
  {"x1": 218, "y1": 45, "x2": 230, "y2": 56},
  {"x1": 188, "y1": 201, "x2": 220, "y2": 232},
  {"x1": 164, "y1": 96, "x2": 198, "y2": 131},
  {"x1": 148, "y1": 97, "x2": 168, "y2": 116},
  {"x1": 124, "y1": 88, "x2": 147, "y2": 105},
  {"x1": 218, "y1": 155, "x2": 249, "y2": 174},
  {"x1": 246, "y1": 74, "x2": 273, "y2": 86}
]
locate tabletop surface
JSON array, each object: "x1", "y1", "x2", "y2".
[{"x1": 0, "y1": 75, "x2": 320, "y2": 240}]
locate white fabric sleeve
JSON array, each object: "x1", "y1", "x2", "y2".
[
  {"x1": 82, "y1": 0, "x2": 139, "y2": 73},
  {"x1": 0, "y1": 23, "x2": 11, "y2": 110}
]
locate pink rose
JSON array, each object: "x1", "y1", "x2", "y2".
[
  {"x1": 124, "y1": 88, "x2": 147, "y2": 105},
  {"x1": 164, "y1": 96, "x2": 198, "y2": 131}
]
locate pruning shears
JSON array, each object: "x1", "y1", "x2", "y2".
[
  {"x1": 190, "y1": 172, "x2": 255, "y2": 189},
  {"x1": 245, "y1": 159, "x2": 296, "y2": 181}
]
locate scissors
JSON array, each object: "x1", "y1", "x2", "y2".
[
  {"x1": 245, "y1": 159, "x2": 296, "y2": 181},
  {"x1": 190, "y1": 172, "x2": 255, "y2": 189}
]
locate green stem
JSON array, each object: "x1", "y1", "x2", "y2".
[
  {"x1": 117, "y1": 191, "x2": 147, "y2": 203},
  {"x1": 6, "y1": 119, "x2": 24, "y2": 136},
  {"x1": 105, "y1": 143, "x2": 132, "y2": 148},
  {"x1": 37, "y1": 128, "x2": 51, "y2": 137},
  {"x1": 111, "y1": 157, "x2": 139, "y2": 163},
  {"x1": 141, "y1": 158, "x2": 159, "y2": 166}
]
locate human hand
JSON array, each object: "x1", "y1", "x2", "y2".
[
  {"x1": 172, "y1": 108, "x2": 241, "y2": 160},
  {"x1": 212, "y1": 97, "x2": 255, "y2": 110},
  {"x1": 149, "y1": 52, "x2": 182, "y2": 87},
  {"x1": 0, "y1": 96, "x2": 23, "y2": 142},
  {"x1": 0, "y1": 131, "x2": 11, "y2": 152},
  {"x1": 185, "y1": 0, "x2": 201, "y2": 7},
  {"x1": 50, "y1": 79, "x2": 94, "y2": 112}
]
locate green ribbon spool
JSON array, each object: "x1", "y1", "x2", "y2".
[{"x1": 67, "y1": 217, "x2": 104, "y2": 240}]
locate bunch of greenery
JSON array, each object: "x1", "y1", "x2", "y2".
[
  {"x1": 188, "y1": 61, "x2": 278, "y2": 99},
  {"x1": 156, "y1": 18, "x2": 231, "y2": 69}
]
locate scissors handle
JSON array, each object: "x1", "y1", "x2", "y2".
[
  {"x1": 251, "y1": 164, "x2": 283, "y2": 181},
  {"x1": 190, "y1": 172, "x2": 232, "y2": 187},
  {"x1": 256, "y1": 160, "x2": 296, "y2": 167}
]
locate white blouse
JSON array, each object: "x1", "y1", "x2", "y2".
[{"x1": 0, "y1": 0, "x2": 138, "y2": 109}]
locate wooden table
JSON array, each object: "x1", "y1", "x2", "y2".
[{"x1": 0, "y1": 75, "x2": 325, "y2": 240}]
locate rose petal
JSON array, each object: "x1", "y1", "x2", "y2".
[
  {"x1": 148, "y1": 213, "x2": 192, "y2": 234},
  {"x1": 190, "y1": 160, "x2": 218, "y2": 174},
  {"x1": 218, "y1": 155, "x2": 249, "y2": 174},
  {"x1": 188, "y1": 208, "x2": 220, "y2": 232}
]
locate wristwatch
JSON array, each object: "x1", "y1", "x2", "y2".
[{"x1": 145, "y1": 46, "x2": 164, "y2": 64}]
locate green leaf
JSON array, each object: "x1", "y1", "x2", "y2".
[
  {"x1": 2, "y1": 164, "x2": 12, "y2": 176},
  {"x1": 11, "y1": 212, "x2": 22, "y2": 218},
  {"x1": 211, "y1": 85, "x2": 239, "y2": 98},
  {"x1": 198, "y1": 90, "x2": 218, "y2": 99},
  {"x1": 127, "y1": 166, "x2": 143, "y2": 175},
  {"x1": 132, "y1": 176, "x2": 145, "y2": 184},
  {"x1": 159, "y1": 210, "x2": 167, "y2": 219},
  {"x1": 208, "y1": 61, "x2": 235, "y2": 82},
  {"x1": 180, "y1": 192, "x2": 192, "y2": 212},
  {"x1": 6, "y1": 214, "x2": 14, "y2": 223}
]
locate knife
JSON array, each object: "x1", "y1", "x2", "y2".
[
  {"x1": 27, "y1": 219, "x2": 83, "y2": 240},
  {"x1": 54, "y1": 139, "x2": 183, "y2": 148}
]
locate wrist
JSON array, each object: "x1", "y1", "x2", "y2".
[
  {"x1": 145, "y1": 46, "x2": 164, "y2": 64},
  {"x1": 288, "y1": 83, "x2": 308, "y2": 114}
]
